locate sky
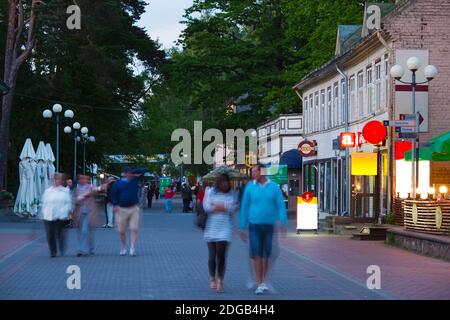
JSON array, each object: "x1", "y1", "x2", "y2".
[{"x1": 138, "y1": 0, "x2": 194, "y2": 50}]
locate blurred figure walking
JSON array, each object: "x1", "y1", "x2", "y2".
[
  {"x1": 203, "y1": 174, "x2": 237, "y2": 293},
  {"x1": 41, "y1": 173, "x2": 72, "y2": 257},
  {"x1": 73, "y1": 174, "x2": 108, "y2": 257},
  {"x1": 111, "y1": 167, "x2": 147, "y2": 256},
  {"x1": 239, "y1": 164, "x2": 287, "y2": 295},
  {"x1": 104, "y1": 176, "x2": 116, "y2": 228},
  {"x1": 147, "y1": 183, "x2": 155, "y2": 208},
  {"x1": 181, "y1": 183, "x2": 192, "y2": 213},
  {"x1": 164, "y1": 186, "x2": 175, "y2": 213}
]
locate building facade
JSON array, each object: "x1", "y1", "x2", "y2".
[{"x1": 293, "y1": 0, "x2": 450, "y2": 221}]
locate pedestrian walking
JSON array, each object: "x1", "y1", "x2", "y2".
[
  {"x1": 164, "y1": 186, "x2": 175, "y2": 213},
  {"x1": 111, "y1": 167, "x2": 147, "y2": 256},
  {"x1": 147, "y1": 182, "x2": 155, "y2": 208},
  {"x1": 154, "y1": 183, "x2": 160, "y2": 201},
  {"x1": 239, "y1": 164, "x2": 287, "y2": 295},
  {"x1": 41, "y1": 173, "x2": 72, "y2": 257},
  {"x1": 104, "y1": 177, "x2": 116, "y2": 228},
  {"x1": 203, "y1": 174, "x2": 237, "y2": 293},
  {"x1": 73, "y1": 174, "x2": 108, "y2": 257},
  {"x1": 181, "y1": 183, "x2": 192, "y2": 213}
]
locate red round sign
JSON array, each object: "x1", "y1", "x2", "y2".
[
  {"x1": 302, "y1": 192, "x2": 314, "y2": 203},
  {"x1": 362, "y1": 121, "x2": 387, "y2": 145}
]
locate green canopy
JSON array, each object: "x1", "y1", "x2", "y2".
[{"x1": 405, "y1": 131, "x2": 450, "y2": 161}]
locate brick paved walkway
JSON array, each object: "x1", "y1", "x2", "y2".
[{"x1": 0, "y1": 198, "x2": 448, "y2": 300}]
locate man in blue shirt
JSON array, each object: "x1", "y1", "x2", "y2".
[
  {"x1": 111, "y1": 167, "x2": 147, "y2": 256},
  {"x1": 239, "y1": 164, "x2": 287, "y2": 295}
]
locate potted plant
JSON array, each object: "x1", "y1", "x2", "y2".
[{"x1": 0, "y1": 190, "x2": 14, "y2": 207}]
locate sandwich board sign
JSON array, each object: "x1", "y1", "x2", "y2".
[{"x1": 296, "y1": 192, "x2": 318, "y2": 234}]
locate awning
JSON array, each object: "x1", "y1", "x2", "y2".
[
  {"x1": 405, "y1": 131, "x2": 450, "y2": 161},
  {"x1": 280, "y1": 149, "x2": 302, "y2": 169}
]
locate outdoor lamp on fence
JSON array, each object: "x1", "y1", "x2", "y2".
[
  {"x1": 428, "y1": 187, "x2": 436, "y2": 200},
  {"x1": 399, "y1": 192, "x2": 409, "y2": 199},
  {"x1": 439, "y1": 185, "x2": 448, "y2": 198}
]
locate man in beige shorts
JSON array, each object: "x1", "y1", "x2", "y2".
[{"x1": 111, "y1": 167, "x2": 147, "y2": 256}]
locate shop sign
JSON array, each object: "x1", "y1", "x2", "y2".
[
  {"x1": 297, "y1": 193, "x2": 318, "y2": 231},
  {"x1": 297, "y1": 140, "x2": 317, "y2": 157},
  {"x1": 340, "y1": 132, "x2": 356, "y2": 148},
  {"x1": 351, "y1": 152, "x2": 378, "y2": 176},
  {"x1": 362, "y1": 120, "x2": 387, "y2": 145}
]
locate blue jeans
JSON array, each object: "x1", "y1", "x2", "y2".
[
  {"x1": 78, "y1": 212, "x2": 95, "y2": 254},
  {"x1": 165, "y1": 199, "x2": 173, "y2": 213}
]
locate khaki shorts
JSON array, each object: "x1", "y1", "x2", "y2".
[{"x1": 116, "y1": 205, "x2": 140, "y2": 233}]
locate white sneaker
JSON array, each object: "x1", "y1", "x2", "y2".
[
  {"x1": 129, "y1": 247, "x2": 136, "y2": 256},
  {"x1": 260, "y1": 283, "x2": 269, "y2": 292},
  {"x1": 255, "y1": 285, "x2": 265, "y2": 295},
  {"x1": 120, "y1": 248, "x2": 127, "y2": 256}
]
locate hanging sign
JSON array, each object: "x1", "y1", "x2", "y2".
[{"x1": 298, "y1": 140, "x2": 317, "y2": 157}]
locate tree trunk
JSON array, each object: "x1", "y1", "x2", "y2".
[{"x1": 0, "y1": 0, "x2": 38, "y2": 189}]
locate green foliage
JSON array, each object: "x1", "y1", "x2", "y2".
[
  {"x1": 140, "y1": 0, "x2": 366, "y2": 169},
  {"x1": 386, "y1": 212, "x2": 396, "y2": 225},
  {"x1": 1, "y1": 0, "x2": 164, "y2": 190}
]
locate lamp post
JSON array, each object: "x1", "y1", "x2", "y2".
[
  {"x1": 42, "y1": 104, "x2": 74, "y2": 172},
  {"x1": 64, "y1": 122, "x2": 82, "y2": 180},
  {"x1": 80, "y1": 130, "x2": 95, "y2": 175},
  {"x1": 391, "y1": 58, "x2": 438, "y2": 198}
]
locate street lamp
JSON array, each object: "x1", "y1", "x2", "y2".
[
  {"x1": 390, "y1": 57, "x2": 438, "y2": 199},
  {"x1": 80, "y1": 133, "x2": 95, "y2": 175},
  {"x1": 66, "y1": 122, "x2": 82, "y2": 180},
  {"x1": 42, "y1": 104, "x2": 74, "y2": 172}
]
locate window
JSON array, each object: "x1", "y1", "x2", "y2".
[
  {"x1": 349, "y1": 76, "x2": 356, "y2": 121},
  {"x1": 309, "y1": 94, "x2": 313, "y2": 133},
  {"x1": 320, "y1": 89, "x2": 325, "y2": 130},
  {"x1": 314, "y1": 92, "x2": 319, "y2": 132},
  {"x1": 327, "y1": 87, "x2": 332, "y2": 128},
  {"x1": 304, "y1": 97, "x2": 308, "y2": 134},
  {"x1": 357, "y1": 71, "x2": 364, "y2": 117},
  {"x1": 384, "y1": 59, "x2": 389, "y2": 111},
  {"x1": 334, "y1": 82, "x2": 339, "y2": 126},
  {"x1": 375, "y1": 63, "x2": 381, "y2": 111},
  {"x1": 367, "y1": 67, "x2": 373, "y2": 113},
  {"x1": 341, "y1": 79, "x2": 346, "y2": 124}
]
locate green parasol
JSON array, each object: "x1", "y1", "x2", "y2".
[{"x1": 405, "y1": 131, "x2": 450, "y2": 161}]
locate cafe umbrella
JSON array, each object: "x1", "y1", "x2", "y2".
[
  {"x1": 13, "y1": 139, "x2": 38, "y2": 217},
  {"x1": 202, "y1": 166, "x2": 248, "y2": 181},
  {"x1": 35, "y1": 141, "x2": 50, "y2": 204},
  {"x1": 45, "y1": 143, "x2": 56, "y2": 184}
]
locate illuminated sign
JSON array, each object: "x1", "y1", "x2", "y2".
[
  {"x1": 297, "y1": 194, "x2": 318, "y2": 231},
  {"x1": 351, "y1": 152, "x2": 378, "y2": 176},
  {"x1": 340, "y1": 132, "x2": 356, "y2": 148},
  {"x1": 362, "y1": 120, "x2": 387, "y2": 145}
]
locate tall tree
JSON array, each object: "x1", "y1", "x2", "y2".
[{"x1": 0, "y1": 0, "x2": 39, "y2": 189}]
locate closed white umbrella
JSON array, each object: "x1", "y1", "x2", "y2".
[
  {"x1": 35, "y1": 141, "x2": 50, "y2": 204},
  {"x1": 45, "y1": 143, "x2": 56, "y2": 185},
  {"x1": 13, "y1": 139, "x2": 38, "y2": 217}
]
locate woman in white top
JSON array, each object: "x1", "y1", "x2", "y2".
[
  {"x1": 202, "y1": 173, "x2": 237, "y2": 293},
  {"x1": 41, "y1": 173, "x2": 73, "y2": 257}
]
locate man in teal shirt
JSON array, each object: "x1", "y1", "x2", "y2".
[{"x1": 239, "y1": 164, "x2": 287, "y2": 295}]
